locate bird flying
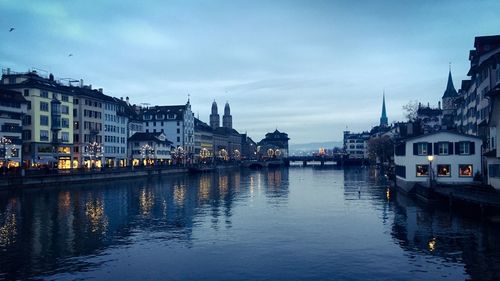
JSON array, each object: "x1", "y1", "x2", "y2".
[{"x1": 9, "y1": 27, "x2": 14, "y2": 32}]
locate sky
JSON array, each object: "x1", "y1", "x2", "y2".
[{"x1": 1, "y1": 0, "x2": 499, "y2": 144}]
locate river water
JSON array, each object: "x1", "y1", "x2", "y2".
[{"x1": 0, "y1": 167, "x2": 499, "y2": 280}]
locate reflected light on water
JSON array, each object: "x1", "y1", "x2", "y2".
[
  {"x1": 386, "y1": 188, "x2": 390, "y2": 201},
  {"x1": 219, "y1": 175, "x2": 228, "y2": 197},
  {"x1": 0, "y1": 203, "x2": 17, "y2": 247},
  {"x1": 140, "y1": 189, "x2": 155, "y2": 216},
  {"x1": 428, "y1": 237, "x2": 437, "y2": 252},
  {"x1": 174, "y1": 184, "x2": 186, "y2": 207},
  {"x1": 85, "y1": 198, "x2": 108, "y2": 234},
  {"x1": 198, "y1": 175, "x2": 211, "y2": 202}
]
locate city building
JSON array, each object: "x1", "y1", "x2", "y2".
[
  {"x1": 128, "y1": 132, "x2": 173, "y2": 166},
  {"x1": 485, "y1": 80, "x2": 500, "y2": 189},
  {"x1": 394, "y1": 131, "x2": 482, "y2": 193},
  {"x1": 455, "y1": 35, "x2": 500, "y2": 151},
  {"x1": 69, "y1": 85, "x2": 108, "y2": 168},
  {"x1": 142, "y1": 99, "x2": 194, "y2": 159},
  {"x1": 194, "y1": 117, "x2": 213, "y2": 162},
  {"x1": 416, "y1": 103, "x2": 443, "y2": 134},
  {"x1": 1, "y1": 70, "x2": 74, "y2": 169},
  {"x1": 343, "y1": 131, "x2": 370, "y2": 159},
  {"x1": 258, "y1": 129, "x2": 290, "y2": 159},
  {"x1": 0, "y1": 88, "x2": 28, "y2": 168},
  {"x1": 103, "y1": 97, "x2": 129, "y2": 167},
  {"x1": 241, "y1": 133, "x2": 258, "y2": 160}
]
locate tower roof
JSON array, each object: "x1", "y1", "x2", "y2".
[
  {"x1": 443, "y1": 70, "x2": 458, "y2": 98},
  {"x1": 211, "y1": 100, "x2": 218, "y2": 114},
  {"x1": 224, "y1": 101, "x2": 230, "y2": 115},
  {"x1": 380, "y1": 92, "x2": 388, "y2": 126}
]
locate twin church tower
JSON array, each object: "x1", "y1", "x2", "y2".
[{"x1": 210, "y1": 101, "x2": 232, "y2": 129}]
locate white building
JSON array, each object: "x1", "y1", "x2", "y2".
[
  {"x1": 394, "y1": 131, "x2": 482, "y2": 193},
  {"x1": 343, "y1": 131, "x2": 370, "y2": 159},
  {"x1": 103, "y1": 98, "x2": 128, "y2": 167},
  {"x1": 128, "y1": 132, "x2": 173, "y2": 166},
  {"x1": 142, "y1": 100, "x2": 194, "y2": 158}
]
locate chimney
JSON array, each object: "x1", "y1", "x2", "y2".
[
  {"x1": 438, "y1": 101, "x2": 441, "y2": 109},
  {"x1": 6, "y1": 68, "x2": 10, "y2": 74},
  {"x1": 49, "y1": 73, "x2": 54, "y2": 81},
  {"x1": 98, "y1": 88, "x2": 103, "y2": 93},
  {"x1": 80, "y1": 79, "x2": 83, "y2": 87},
  {"x1": 120, "y1": 97, "x2": 123, "y2": 100}
]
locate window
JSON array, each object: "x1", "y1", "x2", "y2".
[
  {"x1": 459, "y1": 165, "x2": 473, "y2": 177},
  {"x1": 62, "y1": 95, "x2": 69, "y2": 102},
  {"x1": 61, "y1": 132, "x2": 69, "y2": 142},
  {"x1": 438, "y1": 143, "x2": 449, "y2": 155},
  {"x1": 177, "y1": 128, "x2": 180, "y2": 134},
  {"x1": 177, "y1": 136, "x2": 180, "y2": 142},
  {"x1": 62, "y1": 118, "x2": 70, "y2": 128},
  {"x1": 437, "y1": 164, "x2": 451, "y2": 177},
  {"x1": 61, "y1": 105, "x2": 69, "y2": 114},
  {"x1": 74, "y1": 134, "x2": 79, "y2": 142},
  {"x1": 74, "y1": 99, "x2": 79, "y2": 105},
  {"x1": 459, "y1": 142, "x2": 470, "y2": 155},
  {"x1": 395, "y1": 165, "x2": 406, "y2": 178},
  {"x1": 23, "y1": 89, "x2": 29, "y2": 96},
  {"x1": 41, "y1": 91, "x2": 49, "y2": 98},
  {"x1": 27, "y1": 101, "x2": 31, "y2": 110},
  {"x1": 40, "y1": 130, "x2": 49, "y2": 141},
  {"x1": 22, "y1": 130, "x2": 31, "y2": 140},
  {"x1": 416, "y1": 165, "x2": 429, "y2": 177},
  {"x1": 417, "y1": 143, "x2": 427, "y2": 155},
  {"x1": 23, "y1": 115, "x2": 31, "y2": 126},
  {"x1": 40, "y1": 115, "x2": 49, "y2": 126},
  {"x1": 40, "y1": 101, "x2": 49, "y2": 111}
]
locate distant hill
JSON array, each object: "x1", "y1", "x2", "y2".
[{"x1": 289, "y1": 141, "x2": 343, "y2": 155}]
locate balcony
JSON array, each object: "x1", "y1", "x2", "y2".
[{"x1": 1, "y1": 124, "x2": 22, "y2": 133}]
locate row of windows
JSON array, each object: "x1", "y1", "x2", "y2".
[
  {"x1": 104, "y1": 113, "x2": 126, "y2": 124},
  {"x1": 131, "y1": 149, "x2": 170, "y2": 155},
  {"x1": 84, "y1": 99, "x2": 102, "y2": 108},
  {"x1": 145, "y1": 121, "x2": 181, "y2": 127},
  {"x1": 83, "y1": 121, "x2": 102, "y2": 131},
  {"x1": 416, "y1": 164, "x2": 473, "y2": 177},
  {"x1": 133, "y1": 142, "x2": 170, "y2": 148},
  {"x1": 413, "y1": 141, "x2": 475, "y2": 156},
  {"x1": 104, "y1": 124, "x2": 126, "y2": 134},
  {"x1": 35, "y1": 131, "x2": 69, "y2": 142},
  {"x1": 104, "y1": 146, "x2": 126, "y2": 154},
  {"x1": 144, "y1": 114, "x2": 177, "y2": 120},
  {"x1": 104, "y1": 135, "x2": 126, "y2": 144},
  {"x1": 23, "y1": 90, "x2": 69, "y2": 102},
  {"x1": 83, "y1": 109, "x2": 102, "y2": 119}
]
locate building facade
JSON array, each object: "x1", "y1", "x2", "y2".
[
  {"x1": 103, "y1": 98, "x2": 128, "y2": 167},
  {"x1": 1, "y1": 70, "x2": 74, "y2": 169},
  {"x1": 343, "y1": 131, "x2": 370, "y2": 159},
  {"x1": 128, "y1": 132, "x2": 172, "y2": 166},
  {"x1": 394, "y1": 131, "x2": 482, "y2": 193},
  {"x1": 142, "y1": 100, "x2": 194, "y2": 159},
  {"x1": 0, "y1": 89, "x2": 27, "y2": 168}
]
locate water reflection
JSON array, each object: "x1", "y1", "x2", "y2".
[{"x1": 0, "y1": 167, "x2": 498, "y2": 280}]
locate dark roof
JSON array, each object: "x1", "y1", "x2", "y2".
[
  {"x1": 264, "y1": 129, "x2": 289, "y2": 140},
  {"x1": 62, "y1": 85, "x2": 115, "y2": 102},
  {"x1": 213, "y1": 126, "x2": 240, "y2": 136},
  {"x1": 0, "y1": 88, "x2": 28, "y2": 103},
  {"x1": 128, "y1": 132, "x2": 173, "y2": 144},
  {"x1": 442, "y1": 71, "x2": 458, "y2": 98},
  {"x1": 417, "y1": 106, "x2": 442, "y2": 117},
  {"x1": 142, "y1": 105, "x2": 187, "y2": 121},
  {"x1": 194, "y1": 118, "x2": 212, "y2": 132},
  {"x1": 474, "y1": 35, "x2": 500, "y2": 48}
]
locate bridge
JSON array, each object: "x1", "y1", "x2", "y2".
[{"x1": 286, "y1": 154, "x2": 346, "y2": 166}]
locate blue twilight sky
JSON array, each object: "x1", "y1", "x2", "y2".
[{"x1": 1, "y1": 0, "x2": 499, "y2": 143}]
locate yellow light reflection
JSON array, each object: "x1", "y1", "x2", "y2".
[
  {"x1": 386, "y1": 188, "x2": 390, "y2": 201},
  {"x1": 428, "y1": 237, "x2": 436, "y2": 252},
  {"x1": 174, "y1": 184, "x2": 186, "y2": 207},
  {"x1": 85, "y1": 198, "x2": 108, "y2": 234},
  {"x1": 140, "y1": 189, "x2": 155, "y2": 216}
]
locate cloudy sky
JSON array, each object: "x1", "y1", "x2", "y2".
[{"x1": 1, "y1": 0, "x2": 499, "y2": 143}]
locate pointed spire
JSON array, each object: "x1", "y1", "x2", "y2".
[
  {"x1": 443, "y1": 67, "x2": 458, "y2": 98},
  {"x1": 380, "y1": 91, "x2": 388, "y2": 127}
]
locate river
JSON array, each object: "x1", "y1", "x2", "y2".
[{"x1": 0, "y1": 167, "x2": 499, "y2": 280}]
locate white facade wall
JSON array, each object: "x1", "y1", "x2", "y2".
[
  {"x1": 103, "y1": 102, "x2": 128, "y2": 166},
  {"x1": 395, "y1": 132, "x2": 482, "y2": 184}
]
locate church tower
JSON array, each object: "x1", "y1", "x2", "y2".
[
  {"x1": 210, "y1": 100, "x2": 220, "y2": 129},
  {"x1": 223, "y1": 102, "x2": 232, "y2": 129},
  {"x1": 380, "y1": 93, "x2": 388, "y2": 127},
  {"x1": 442, "y1": 68, "x2": 458, "y2": 129}
]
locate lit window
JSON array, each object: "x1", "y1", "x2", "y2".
[
  {"x1": 437, "y1": 164, "x2": 451, "y2": 177},
  {"x1": 459, "y1": 165, "x2": 473, "y2": 177},
  {"x1": 416, "y1": 165, "x2": 429, "y2": 177}
]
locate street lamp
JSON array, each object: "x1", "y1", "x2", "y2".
[{"x1": 427, "y1": 155, "x2": 434, "y2": 188}]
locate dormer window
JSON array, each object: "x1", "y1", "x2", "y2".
[
  {"x1": 156, "y1": 114, "x2": 164, "y2": 120},
  {"x1": 168, "y1": 114, "x2": 175, "y2": 119},
  {"x1": 144, "y1": 114, "x2": 152, "y2": 120}
]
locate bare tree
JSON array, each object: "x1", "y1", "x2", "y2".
[
  {"x1": 402, "y1": 100, "x2": 419, "y2": 121},
  {"x1": 367, "y1": 136, "x2": 394, "y2": 164}
]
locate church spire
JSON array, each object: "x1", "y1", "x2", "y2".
[
  {"x1": 380, "y1": 92, "x2": 388, "y2": 127},
  {"x1": 443, "y1": 68, "x2": 458, "y2": 98}
]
